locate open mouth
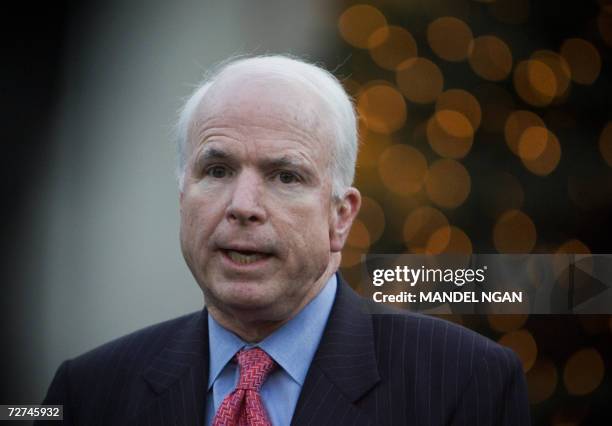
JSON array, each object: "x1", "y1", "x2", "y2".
[{"x1": 222, "y1": 249, "x2": 271, "y2": 265}]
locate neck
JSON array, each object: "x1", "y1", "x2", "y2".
[{"x1": 207, "y1": 255, "x2": 340, "y2": 342}]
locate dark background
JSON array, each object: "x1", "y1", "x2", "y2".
[{"x1": 3, "y1": 1, "x2": 612, "y2": 424}]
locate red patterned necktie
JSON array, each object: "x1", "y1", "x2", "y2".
[{"x1": 212, "y1": 347, "x2": 276, "y2": 426}]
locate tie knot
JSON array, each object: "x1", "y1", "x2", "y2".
[{"x1": 235, "y1": 348, "x2": 275, "y2": 391}]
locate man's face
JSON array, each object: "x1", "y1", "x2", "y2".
[{"x1": 179, "y1": 74, "x2": 352, "y2": 322}]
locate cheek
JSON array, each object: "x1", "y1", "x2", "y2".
[
  {"x1": 286, "y1": 200, "x2": 331, "y2": 252},
  {"x1": 180, "y1": 196, "x2": 222, "y2": 249}
]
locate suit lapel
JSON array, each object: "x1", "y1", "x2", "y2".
[
  {"x1": 292, "y1": 275, "x2": 380, "y2": 426},
  {"x1": 136, "y1": 310, "x2": 209, "y2": 426}
]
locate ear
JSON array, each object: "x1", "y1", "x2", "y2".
[{"x1": 330, "y1": 187, "x2": 362, "y2": 252}]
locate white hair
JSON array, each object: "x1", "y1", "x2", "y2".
[{"x1": 174, "y1": 54, "x2": 358, "y2": 199}]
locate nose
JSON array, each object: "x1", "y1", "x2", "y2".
[{"x1": 225, "y1": 170, "x2": 267, "y2": 225}]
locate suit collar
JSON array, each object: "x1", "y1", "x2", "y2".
[
  {"x1": 291, "y1": 274, "x2": 380, "y2": 425},
  {"x1": 135, "y1": 310, "x2": 209, "y2": 425},
  {"x1": 142, "y1": 309, "x2": 209, "y2": 395},
  {"x1": 311, "y1": 273, "x2": 380, "y2": 401},
  {"x1": 138, "y1": 274, "x2": 380, "y2": 426}
]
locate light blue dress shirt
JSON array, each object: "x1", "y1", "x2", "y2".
[{"x1": 205, "y1": 274, "x2": 337, "y2": 426}]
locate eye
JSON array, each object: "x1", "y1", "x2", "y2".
[
  {"x1": 206, "y1": 165, "x2": 231, "y2": 178},
  {"x1": 276, "y1": 171, "x2": 300, "y2": 184}
]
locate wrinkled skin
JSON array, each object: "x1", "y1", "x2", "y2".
[{"x1": 179, "y1": 72, "x2": 361, "y2": 341}]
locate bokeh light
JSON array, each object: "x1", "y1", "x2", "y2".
[
  {"x1": 518, "y1": 126, "x2": 548, "y2": 161},
  {"x1": 552, "y1": 239, "x2": 594, "y2": 291},
  {"x1": 357, "y1": 83, "x2": 407, "y2": 134},
  {"x1": 369, "y1": 26, "x2": 418, "y2": 71},
  {"x1": 513, "y1": 60, "x2": 557, "y2": 107},
  {"x1": 338, "y1": 5, "x2": 387, "y2": 49},
  {"x1": 334, "y1": 1, "x2": 612, "y2": 421},
  {"x1": 468, "y1": 35, "x2": 513, "y2": 81},
  {"x1": 436, "y1": 89, "x2": 482, "y2": 130},
  {"x1": 531, "y1": 50, "x2": 572, "y2": 101},
  {"x1": 493, "y1": 209, "x2": 537, "y2": 253},
  {"x1": 520, "y1": 128, "x2": 561, "y2": 176},
  {"x1": 346, "y1": 218, "x2": 370, "y2": 249},
  {"x1": 357, "y1": 196, "x2": 386, "y2": 244},
  {"x1": 396, "y1": 57, "x2": 444, "y2": 104},
  {"x1": 599, "y1": 121, "x2": 612, "y2": 167},
  {"x1": 403, "y1": 206, "x2": 450, "y2": 253},
  {"x1": 504, "y1": 110, "x2": 546, "y2": 155},
  {"x1": 563, "y1": 348, "x2": 605, "y2": 395},
  {"x1": 378, "y1": 144, "x2": 428, "y2": 195},
  {"x1": 560, "y1": 38, "x2": 602, "y2": 85},
  {"x1": 487, "y1": 314, "x2": 528, "y2": 333},
  {"x1": 424, "y1": 159, "x2": 471, "y2": 208},
  {"x1": 556, "y1": 239, "x2": 591, "y2": 255},
  {"x1": 357, "y1": 130, "x2": 393, "y2": 168},
  {"x1": 598, "y1": 10, "x2": 612, "y2": 47},
  {"x1": 498, "y1": 329, "x2": 538, "y2": 372},
  {"x1": 426, "y1": 110, "x2": 474, "y2": 159},
  {"x1": 527, "y1": 358, "x2": 558, "y2": 404},
  {"x1": 427, "y1": 17, "x2": 473, "y2": 62},
  {"x1": 425, "y1": 225, "x2": 473, "y2": 254},
  {"x1": 341, "y1": 246, "x2": 366, "y2": 268}
]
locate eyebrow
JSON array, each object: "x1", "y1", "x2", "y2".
[
  {"x1": 200, "y1": 147, "x2": 231, "y2": 161},
  {"x1": 200, "y1": 147, "x2": 310, "y2": 169},
  {"x1": 260, "y1": 155, "x2": 310, "y2": 171},
  {"x1": 197, "y1": 146, "x2": 316, "y2": 180}
]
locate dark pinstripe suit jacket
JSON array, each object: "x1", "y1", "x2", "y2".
[{"x1": 39, "y1": 275, "x2": 530, "y2": 425}]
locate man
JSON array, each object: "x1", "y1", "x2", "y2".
[{"x1": 39, "y1": 55, "x2": 530, "y2": 425}]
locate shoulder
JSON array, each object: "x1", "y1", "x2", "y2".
[
  {"x1": 370, "y1": 308, "x2": 523, "y2": 385},
  {"x1": 66, "y1": 310, "x2": 203, "y2": 379}
]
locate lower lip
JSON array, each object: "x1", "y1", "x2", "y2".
[{"x1": 220, "y1": 250, "x2": 273, "y2": 271}]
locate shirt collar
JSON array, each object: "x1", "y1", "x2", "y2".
[{"x1": 207, "y1": 274, "x2": 337, "y2": 389}]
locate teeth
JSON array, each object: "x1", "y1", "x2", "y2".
[{"x1": 227, "y1": 250, "x2": 265, "y2": 265}]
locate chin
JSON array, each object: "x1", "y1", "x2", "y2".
[{"x1": 212, "y1": 282, "x2": 279, "y2": 310}]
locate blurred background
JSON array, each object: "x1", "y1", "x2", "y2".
[{"x1": 2, "y1": 0, "x2": 611, "y2": 424}]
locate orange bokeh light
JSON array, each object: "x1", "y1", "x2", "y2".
[
  {"x1": 403, "y1": 206, "x2": 450, "y2": 253},
  {"x1": 520, "y1": 129, "x2": 561, "y2": 176},
  {"x1": 346, "y1": 218, "x2": 370, "y2": 249},
  {"x1": 531, "y1": 50, "x2": 572, "y2": 100},
  {"x1": 493, "y1": 209, "x2": 537, "y2": 253},
  {"x1": 560, "y1": 38, "x2": 602, "y2": 85},
  {"x1": 563, "y1": 348, "x2": 605, "y2": 395},
  {"x1": 396, "y1": 57, "x2": 444, "y2": 104},
  {"x1": 369, "y1": 26, "x2": 418, "y2": 71},
  {"x1": 378, "y1": 144, "x2": 428, "y2": 195},
  {"x1": 426, "y1": 110, "x2": 474, "y2": 159},
  {"x1": 468, "y1": 35, "x2": 513, "y2": 81},
  {"x1": 504, "y1": 110, "x2": 545, "y2": 156},
  {"x1": 425, "y1": 225, "x2": 473, "y2": 254},
  {"x1": 424, "y1": 159, "x2": 471, "y2": 208},
  {"x1": 527, "y1": 358, "x2": 558, "y2": 404},
  {"x1": 357, "y1": 83, "x2": 407, "y2": 134},
  {"x1": 513, "y1": 60, "x2": 557, "y2": 107},
  {"x1": 518, "y1": 126, "x2": 548, "y2": 161},
  {"x1": 338, "y1": 5, "x2": 387, "y2": 49},
  {"x1": 357, "y1": 196, "x2": 386, "y2": 244},
  {"x1": 427, "y1": 17, "x2": 473, "y2": 62},
  {"x1": 599, "y1": 121, "x2": 612, "y2": 167},
  {"x1": 499, "y1": 329, "x2": 538, "y2": 372}
]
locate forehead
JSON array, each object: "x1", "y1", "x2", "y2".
[{"x1": 188, "y1": 71, "x2": 334, "y2": 156}]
